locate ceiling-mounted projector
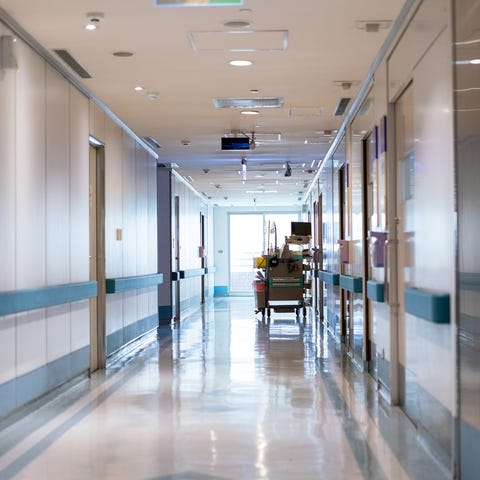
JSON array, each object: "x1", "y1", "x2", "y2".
[{"x1": 221, "y1": 137, "x2": 250, "y2": 150}]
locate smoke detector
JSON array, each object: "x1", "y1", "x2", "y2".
[
  {"x1": 333, "y1": 80, "x2": 360, "y2": 90},
  {"x1": 85, "y1": 12, "x2": 104, "y2": 30},
  {"x1": 355, "y1": 20, "x2": 392, "y2": 32}
]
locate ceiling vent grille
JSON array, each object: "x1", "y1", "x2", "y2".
[
  {"x1": 212, "y1": 97, "x2": 284, "y2": 109},
  {"x1": 333, "y1": 97, "x2": 351, "y2": 116},
  {"x1": 53, "y1": 49, "x2": 91, "y2": 79}
]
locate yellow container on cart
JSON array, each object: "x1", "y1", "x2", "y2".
[{"x1": 253, "y1": 256, "x2": 267, "y2": 268}]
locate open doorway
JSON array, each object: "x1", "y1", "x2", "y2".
[{"x1": 228, "y1": 212, "x2": 299, "y2": 295}]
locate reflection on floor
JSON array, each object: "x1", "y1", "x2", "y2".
[{"x1": 0, "y1": 297, "x2": 449, "y2": 480}]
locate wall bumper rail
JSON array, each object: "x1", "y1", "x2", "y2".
[
  {"x1": 404, "y1": 287, "x2": 450, "y2": 324},
  {"x1": 180, "y1": 268, "x2": 206, "y2": 279},
  {"x1": 172, "y1": 267, "x2": 216, "y2": 280},
  {"x1": 106, "y1": 273, "x2": 163, "y2": 294},
  {"x1": 459, "y1": 272, "x2": 480, "y2": 292},
  {"x1": 0, "y1": 281, "x2": 98, "y2": 316},
  {"x1": 366, "y1": 281, "x2": 385, "y2": 302},
  {"x1": 340, "y1": 275, "x2": 363, "y2": 293},
  {"x1": 318, "y1": 270, "x2": 340, "y2": 286}
]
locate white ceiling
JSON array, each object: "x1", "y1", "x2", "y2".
[{"x1": 0, "y1": 0, "x2": 405, "y2": 207}]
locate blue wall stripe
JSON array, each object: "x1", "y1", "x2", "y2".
[
  {"x1": 0, "y1": 281, "x2": 97, "y2": 316},
  {"x1": 0, "y1": 346, "x2": 89, "y2": 421},
  {"x1": 0, "y1": 380, "x2": 15, "y2": 419},
  {"x1": 404, "y1": 288, "x2": 450, "y2": 324},
  {"x1": 105, "y1": 273, "x2": 163, "y2": 294},
  {"x1": 340, "y1": 275, "x2": 363, "y2": 293},
  {"x1": 106, "y1": 314, "x2": 159, "y2": 356},
  {"x1": 214, "y1": 286, "x2": 229, "y2": 296},
  {"x1": 459, "y1": 272, "x2": 480, "y2": 292}
]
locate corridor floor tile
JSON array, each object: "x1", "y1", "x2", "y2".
[{"x1": 0, "y1": 298, "x2": 449, "y2": 479}]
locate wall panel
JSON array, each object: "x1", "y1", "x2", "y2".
[
  {"x1": 89, "y1": 102, "x2": 105, "y2": 143},
  {"x1": 136, "y1": 145, "x2": 148, "y2": 275},
  {"x1": 106, "y1": 295, "x2": 123, "y2": 337},
  {"x1": 46, "y1": 66, "x2": 70, "y2": 286},
  {"x1": 0, "y1": 316, "x2": 16, "y2": 384},
  {"x1": 69, "y1": 88, "x2": 90, "y2": 283},
  {"x1": 70, "y1": 300, "x2": 90, "y2": 352},
  {"x1": 46, "y1": 304, "x2": 71, "y2": 362},
  {"x1": 122, "y1": 133, "x2": 137, "y2": 277},
  {"x1": 16, "y1": 310, "x2": 47, "y2": 376},
  {"x1": 147, "y1": 157, "x2": 158, "y2": 274},
  {"x1": 0, "y1": 44, "x2": 16, "y2": 292},
  {"x1": 15, "y1": 43, "x2": 47, "y2": 289},
  {"x1": 105, "y1": 118, "x2": 123, "y2": 279},
  {"x1": 388, "y1": 0, "x2": 448, "y2": 101},
  {"x1": 409, "y1": 28, "x2": 455, "y2": 412}
]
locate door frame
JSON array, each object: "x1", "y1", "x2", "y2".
[
  {"x1": 173, "y1": 195, "x2": 181, "y2": 321},
  {"x1": 200, "y1": 212, "x2": 206, "y2": 304},
  {"x1": 338, "y1": 164, "x2": 349, "y2": 343},
  {"x1": 362, "y1": 130, "x2": 374, "y2": 372},
  {"x1": 89, "y1": 141, "x2": 106, "y2": 371}
]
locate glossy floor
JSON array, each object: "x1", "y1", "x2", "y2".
[{"x1": 0, "y1": 298, "x2": 449, "y2": 479}]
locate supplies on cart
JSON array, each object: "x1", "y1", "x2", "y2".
[{"x1": 253, "y1": 222, "x2": 312, "y2": 319}]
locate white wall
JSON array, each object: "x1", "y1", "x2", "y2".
[
  {"x1": 0, "y1": 31, "x2": 90, "y2": 386},
  {"x1": 304, "y1": 0, "x2": 455, "y2": 462},
  {"x1": 172, "y1": 174, "x2": 210, "y2": 309},
  {"x1": 91, "y1": 109, "x2": 159, "y2": 348},
  {"x1": 0, "y1": 22, "x2": 159, "y2": 415}
]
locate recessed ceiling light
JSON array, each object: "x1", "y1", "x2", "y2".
[
  {"x1": 250, "y1": 89, "x2": 259, "y2": 94},
  {"x1": 229, "y1": 60, "x2": 252, "y2": 67},
  {"x1": 470, "y1": 58, "x2": 480, "y2": 64},
  {"x1": 240, "y1": 110, "x2": 260, "y2": 115},
  {"x1": 224, "y1": 20, "x2": 251, "y2": 29},
  {"x1": 85, "y1": 24, "x2": 97, "y2": 31},
  {"x1": 134, "y1": 86, "x2": 144, "y2": 91},
  {"x1": 113, "y1": 51, "x2": 134, "y2": 57}
]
